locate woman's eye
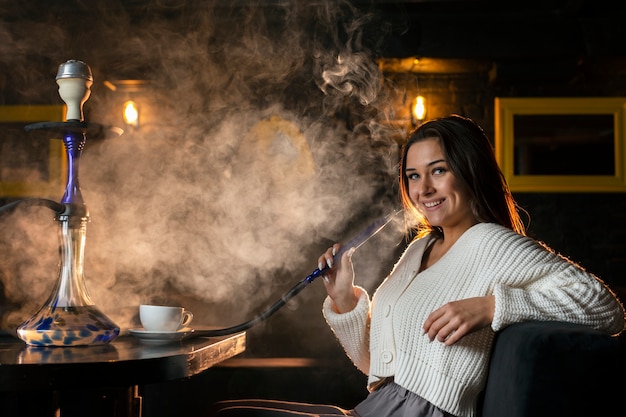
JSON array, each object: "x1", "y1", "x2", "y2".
[
  {"x1": 407, "y1": 173, "x2": 419, "y2": 180},
  {"x1": 433, "y1": 167, "x2": 446, "y2": 175}
]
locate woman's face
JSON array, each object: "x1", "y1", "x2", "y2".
[{"x1": 405, "y1": 137, "x2": 477, "y2": 233}]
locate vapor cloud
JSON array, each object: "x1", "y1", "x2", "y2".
[{"x1": 0, "y1": 0, "x2": 404, "y2": 334}]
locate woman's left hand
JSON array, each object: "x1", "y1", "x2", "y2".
[{"x1": 422, "y1": 295, "x2": 495, "y2": 346}]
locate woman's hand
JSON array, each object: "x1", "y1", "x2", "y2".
[
  {"x1": 317, "y1": 244, "x2": 358, "y2": 313},
  {"x1": 422, "y1": 295, "x2": 495, "y2": 346}
]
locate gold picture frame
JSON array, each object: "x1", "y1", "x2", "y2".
[
  {"x1": 0, "y1": 105, "x2": 66, "y2": 199},
  {"x1": 495, "y1": 97, "x2": 626, "y2": 192}
]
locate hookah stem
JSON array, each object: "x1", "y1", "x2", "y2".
[{"x1": 191, "y1": 210, "x2": 401, "y2": 338}]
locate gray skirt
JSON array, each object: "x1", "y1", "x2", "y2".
[
  {"x1": 353, "y1": 382, "x2": 452, "y2": 417},
  {"x1": 208, "y1": 382, "x2": 452, "y2": 417}
]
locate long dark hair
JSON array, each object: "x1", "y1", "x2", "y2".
[{"x1": 399, "y1": 115, "x2": 526, "y2": 238}]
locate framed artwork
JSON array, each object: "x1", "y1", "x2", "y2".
[
  {"x1": 495, "y1": 97, "x2": 626, "y2": 192},
  {"x1": 0, "y1": 105, "x2": 66, "y2": 198}
]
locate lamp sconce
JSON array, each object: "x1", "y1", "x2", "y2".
[
  {"x1": 123, "y1": 100, "x2": 139, "y2": 128},
  {"x1": 104, "y1": 79, "x2": 148, "y2": 132},
  {"x1": 411, "y1": 95, "x2": 426, "y2": 126}
]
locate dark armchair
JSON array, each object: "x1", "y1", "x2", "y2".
[{"x1": 480, "y1": 321, "x2": 626, "y2": 417}]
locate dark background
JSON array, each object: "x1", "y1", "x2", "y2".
[{"x1": 1, "y1": 1, "x2": 625, "y2": 416}]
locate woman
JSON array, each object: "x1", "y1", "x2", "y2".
[{"x1": 210, "y1": 115, "x2": 625, "y2": 417}]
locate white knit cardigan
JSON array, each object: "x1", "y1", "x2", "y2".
[{"x1": 323, "y1": 222, "x2": 625, "y2": 417}]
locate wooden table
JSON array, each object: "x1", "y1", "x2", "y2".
[{"x1": 0, "y1": 331, "x2": 246, "y2": 417}]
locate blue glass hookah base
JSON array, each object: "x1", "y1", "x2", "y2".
[{"x1": 17, "y1": 305, "x2": 120, "y2": 347}]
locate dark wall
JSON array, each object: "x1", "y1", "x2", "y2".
[
  {"x1": 516, "y1": 193, "x2": 626, "y2": 297},
  {"x1": 1, "y1": 2, "x2": 626, "y2": 416}
]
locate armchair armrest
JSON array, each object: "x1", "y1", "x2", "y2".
[{"x1": 480, "y1": 321, "x2": 625, "y2": 417}]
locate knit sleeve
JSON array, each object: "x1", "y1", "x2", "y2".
[
  {"x1": 488, "y1": 229, "x2": 626, "y2": 335},
  {"x1": 322, "y1": 285, "x2": 371, "y2": 374}
]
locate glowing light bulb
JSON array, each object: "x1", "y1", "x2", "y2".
[
  {"x1": 123, "y1": 100, "x2": 139, "y2": 127},
  {"x1": 413, "y1": 95, "x2": 426, "y2": 122}
]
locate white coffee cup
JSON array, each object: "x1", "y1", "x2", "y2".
[{"x1": 139, "y1": 304, "x2": 194, "y2": 332}]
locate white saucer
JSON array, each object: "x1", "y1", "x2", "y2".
[{"x1": 128, "y1": 328, "x2": 194, "y2": 343}]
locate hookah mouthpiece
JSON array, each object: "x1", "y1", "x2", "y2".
[{"x1": 304, "y1": 209, "x2": 402, "y2": 283}]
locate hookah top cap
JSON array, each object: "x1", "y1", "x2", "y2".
[{"x1": 56, "y1": 60, "x2": 93, "y2": 82}]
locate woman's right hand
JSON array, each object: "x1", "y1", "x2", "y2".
[{"x1": 318, "y1": 244, "x2": 359, "y2": 313}]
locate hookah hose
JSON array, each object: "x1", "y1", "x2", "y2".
[
  {"x1": 0, "y1": 198, "x2": 64, "y2": 215},
  {"x1": 190, "y1": 210, "x2": 401, "y2": 338}
]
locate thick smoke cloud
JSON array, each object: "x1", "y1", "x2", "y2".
[{"x1": 0, "y1": 0, "x2": 405, "y2": 336}]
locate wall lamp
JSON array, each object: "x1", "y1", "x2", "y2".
[
  {"x1": 123, "y1": 100, "x2": 139, "y2": 128},
  {"x1": 104, "y1": 79, "x2": 148, "y2": 131},
  {"x1": 412, "y1": 95, "x2": 426, "y2": 126}
]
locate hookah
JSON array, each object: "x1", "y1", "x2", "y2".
[{"x1": 0, "y1": 60, "x2": 120, "y2": 346}]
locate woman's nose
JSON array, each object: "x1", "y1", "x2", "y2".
[{"x1": 418, "y1": 178, "x2": 433, "y2": 195}]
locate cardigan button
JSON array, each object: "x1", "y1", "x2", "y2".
[
  {"x1": 381, "y1": 351, "x2": 393, "y2": 363},
  {"x1": 384, "y1": 305, "x2": 391, "y2": 317}
]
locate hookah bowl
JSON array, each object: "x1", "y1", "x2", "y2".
[{"x1": 16, "y1": 60, "x2": 120, "y2": 347}]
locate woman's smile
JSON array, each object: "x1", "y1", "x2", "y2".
[{"x1": 423, "y1": 199, "x2": 444, "y2": 209}]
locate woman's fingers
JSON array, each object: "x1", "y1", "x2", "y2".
[{"x1": 317, "y1": 244, "x2": 342, "y2": 271}]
